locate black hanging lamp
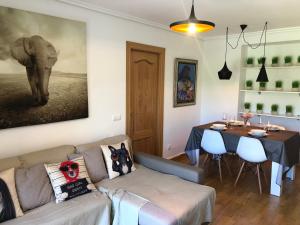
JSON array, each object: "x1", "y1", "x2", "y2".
[
  {"x1": 218, "y1": 27, "x2": 232, "y2": 80},
  {"x1": 256, "y1": 23, "x2": 269, "y2": 82},
  {"x1": 170, "y1": 0, "x2": 215, "y2": 33},
  {"x1": 218, "y1": 22, "x2": 269, "y2": 82}
]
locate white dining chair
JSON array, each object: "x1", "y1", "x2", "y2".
[
  {"x1": 201, "y1": 129, "x2": 232, "y2": 183},
  {"x1": 234, "y1": 136, "x2": 268, "y2": 194}
]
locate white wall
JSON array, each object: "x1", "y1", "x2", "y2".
[
  {"x1": 200, "y1": 27, "x2": 300, "y2": 131},
  {"x1": 0, "y1": 0, "x2": 203, "y2": 159}
]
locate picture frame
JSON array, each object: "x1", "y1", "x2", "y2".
[{"x1": 173, "y1": 58, "x2": 198, "y2": 107}]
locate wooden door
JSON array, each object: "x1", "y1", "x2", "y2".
[{"x1": 126, "y1": 42, "x2": 165, "y2": 156}]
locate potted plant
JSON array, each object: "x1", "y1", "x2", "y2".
[
  {"x1": 259, "y1": 82, "x2": 266, "y2": 91},
  {"x1": 284, "y1": 56, "x2": 293, "y2": 66},
  {"x1": 292, "y1": 81, "x2": 300, "y2": 92},
  {"x1": 246, "y1": 57, "x2": 254, "y2": 67},
  {"x1": 271, "y1": 104, "x2": 279, "y2": 115},
  {"x1": 244, "y1": 102, "x2": 251, "y2": 113},
  {"x1": 272, "y1": 56, "x2": 280, "y2": 66},
  {"x1": 275, "y1": 80, "x2": 283, "y2": 91},
  {"x1": 258, "y1": 57, "x2": 265, "y2": 65},
  {"x1": 256, "y1": 103, "x2": 264, "y2": 114},
  {"x1": 297, "y1": 56, "x2": 300, "y2": 65},
  {"x1": 245, "y1": 80, "x2": 253, "y2": 90},
  {"x1": 286, "y1": 105, "x2": 293, "y2": 117}
]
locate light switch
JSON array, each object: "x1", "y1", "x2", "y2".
[{"x1": 112, "y1": 114, "x2": 121, "y2": 121}]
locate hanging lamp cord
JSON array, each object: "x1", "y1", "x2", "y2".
[{"x1": 226, "y1": 22, "x2": 268, "y2": 51}]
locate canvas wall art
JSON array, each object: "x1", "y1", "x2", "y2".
[
  {"x1": 173, "y1": 58, "x2": 198, "y2": 107},
  {"x1": 0, "y1": 6, "x2": 88, "y2": 129}
]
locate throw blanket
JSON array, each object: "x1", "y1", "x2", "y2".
[{"x1": 99, "y1": 187, "x2": 149, "y2": 225}]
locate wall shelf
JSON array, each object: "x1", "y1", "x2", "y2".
[
  {"x1": 240, "y1": 90, "x2": 300, "y2": 95},
  {"x1": 242, "y1": 65, "x2": 300, "y2": 69},
  {"x1": 238, "y1": 111, "x2": 300, "y2": 120}
]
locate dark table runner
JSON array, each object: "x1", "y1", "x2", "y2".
[{"x1": 185, "y1": 122, "x2": 300, "y2": 167}]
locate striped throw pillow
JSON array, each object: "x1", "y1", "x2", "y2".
[{"x1": 44, "y1": 157, "x2": 96, "y2": 203}]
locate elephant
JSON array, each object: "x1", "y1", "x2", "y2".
[{"x1": 10, "y1": 35, "x2": 57, "y2": 105}]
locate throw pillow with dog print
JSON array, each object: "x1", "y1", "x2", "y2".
[
  {"x1": 44, "y1": 156, "x2": 96, "y2": 203},
  {"x1": 101, "y1": 140, "x2": 136, "y2": 179}
]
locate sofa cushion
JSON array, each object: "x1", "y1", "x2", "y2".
[
  {"x1": 20, "y1": 145, "x2": 75, "y2": 168},
  {"x1": 45, "y1": 157, "x2": 96, "y2": 203},
  {"x1": 15, "y1": 164, "x2": 54, "y2": 212},
  {"x1": 68, "y1": 149, "x2": 108, "y2": 183},
  {"x1": 96, "y1": 164, "x2": 216, "y2": 225},
  {"x1": 0, "y1": 168, "x2": 24, "y2": 221},
  {"x1": 76, "y1": 135, "x2": 133, "y2": 157},
  {"x1": 0, "y1": 192, "x2": 111, "y2": 225},
  {"x1": 100, "y1": 140, "x2": 136, "y2": 179}
]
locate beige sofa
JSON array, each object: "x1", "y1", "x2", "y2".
[{"x1": 0, "y1": 135, "x2": 216, "y2": 225}]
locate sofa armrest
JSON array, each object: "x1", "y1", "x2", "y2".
[{"x1": 133, "y1": 151, "x2": 204, "y2": 184}]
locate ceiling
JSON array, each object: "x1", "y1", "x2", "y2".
[{"x1": 74, "y1": 0, "x2": 300, "y2": 37}]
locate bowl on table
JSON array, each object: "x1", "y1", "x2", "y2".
[
  {"x1": 211, "y1": 123, "x2": 227, "y2": 130},
  {"x1": 249, "y1": 129, "x2": 267, "y2": 137}
]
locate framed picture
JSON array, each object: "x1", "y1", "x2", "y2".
[
  {"x1": 173, "y1": 58, "x2": 198, "y2": 107},
  {"x1": 0, "y1": 6, "x2": 88, "y2": 129}
]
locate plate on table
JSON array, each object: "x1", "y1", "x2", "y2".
[
  {"x1": 230, "y1": 121, "x2": 244, "y2": 126},
  {"x1": 267, "y1": 125, "x2": 285, "y2": 132}
]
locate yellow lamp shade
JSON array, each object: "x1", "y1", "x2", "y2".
[{"x1": 170, "y1": 20, "x2": 215, "y2": 33}]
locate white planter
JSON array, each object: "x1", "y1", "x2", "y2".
[
  {"x1": 271, "y1": 63, "x2": 279, "y2": 67},
  {"x1": 292, "y1": 87, "x2": 299, "y2": 92},
  {"x1": 285, "y1": 63, "x2": 293, "y2": 66},
  {"x1": 259, "y1": 87, "x2": 266, "y2": 91},
  {"x1": 271, "y1": 111, "x2": 278, "y2": 115},
  {"x1": 276, "y1": 88, "x2": 283, "y2": 91},
  {"x1": 286, "y1": 112, "x2": 294, "y2": 117},
  {"x1": 245, "y1": 86, "x2": 253, "y2": 90},
  {"x1": 257, "y1": 110, "x2": 263, "y2": 114},
  {"x1": 246, "y1": 64, "x2": 254, "y2": 67},
  {"x1": 244, "y1": 109, "x2": 250, "y2": 113}
]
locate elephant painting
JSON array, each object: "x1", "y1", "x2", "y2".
[{"x1": 10, "y1": 35, "x2": 57, "y2": 105}]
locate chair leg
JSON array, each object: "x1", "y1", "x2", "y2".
[
  {"x1": 202, "y1": 153, "x2": 209, "y2": 167},
  {"x1": 223, "y1": 156, "x2": 233, "y2": 176},
  {"x1": 257, "y1": 164, "x2": 262, "y2": 195},
  {"x1": 234, "y1": 161, "x2": 245, "y2": 187},
  {"x1": 218, "y1": 159, "x2": 223, "y2": 183}
]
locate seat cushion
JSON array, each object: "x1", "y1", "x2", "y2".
[
  {"x1": 1, "y1": 192, "x2": 111, "y2": 225},
  {"x1": 96, "y1": 165, "x2": 216, "y2": 225},
  {"x1": 15, "y1": 163, "x2": 54, "y2": 212}
]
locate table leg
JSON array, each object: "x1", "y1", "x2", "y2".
[
  {"x1": 270, "y1": 162, "x2": 282, "y2": 197},
  {"x1": 286, "y1": 166, "x2": 296, "y2": 180}
]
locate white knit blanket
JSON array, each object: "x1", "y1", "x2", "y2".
[{"x1": 99, "y1": 187, "x2": 149, "y2": 225}]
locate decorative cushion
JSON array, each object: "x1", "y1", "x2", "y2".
[
  {"x1": 0, "y1": 168, "x2": 23, "y2": 223},
  {"x1": 15, "y1": 164, "x2": 54, "y2": 211},
  {"x1": 44, "y1": 157, "x2": 96, "y2": 203},
  {"x1": 68, "y1": 148, "x2": 108, "y2": 183},
  {"x1": 100, "y1": 140, "x2": 136, "y2": 179}
]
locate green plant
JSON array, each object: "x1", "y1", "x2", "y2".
[
  {"x1": 272, "y1": 57, "x2": 279, "y2": 64},
  {"x1": 292, "y1": 81, "x2": 299, "y2": 88},
  {"x1": 298, "y1": 56, "x2": 300, "y2": 63},
  {"x1": 244, "y1": 102, "x2": 251, "y2": 109},
  {"x1": 246, "y1": 80, "x2": 253, "y2": 87},
  {"x1": 259, "y1": 82, "x2": 266, "y2": 88},
  {"x1": 246, "y1": 57, "x2": 254, "y2": 65},
  {"x1": 257, "y1": 103, "x2": 264, "y2": 111},
  {"x1": 258, "y1": 57, "x2": 265, "y2": 65},
  {"x1": 284, "y1": 56, "x2": 292, "y2": 64},
  {"x1": 286, "y1": 105, "x2": 293, "y2": 113},
  {"x1": 275, "y1": 80, "x2": 283, "y2": 88},
  {"x1": 271, "y1": 104, "x2": 279, "y2": 112}
]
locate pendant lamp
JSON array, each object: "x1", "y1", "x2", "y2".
[
  {"x1": 218, "y1": 27, "x2": 232, "y2": 80},
  {"x1": 170, "y1": 0, "x2": 215, "y2": 33}
]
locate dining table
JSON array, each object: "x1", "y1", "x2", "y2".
[{"x1": 185, "y1": 121, "x2": 300, "y2": 197}]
